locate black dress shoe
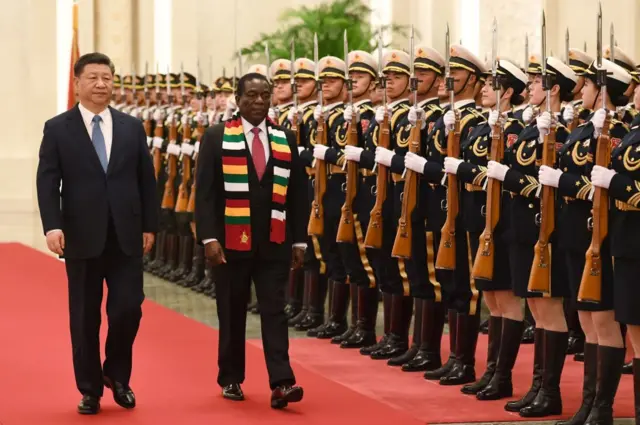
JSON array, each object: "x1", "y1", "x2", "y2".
[
  {"x1": 222, "y1": 384, "x2": 244, "y2": 401},
  {"x1": 271, "y1": 385, "x2": 304, "y2": 409},
  {"x1": 104, "y1": 377, "x2": 136, "y2": 409},
  {"x1": 77, "y1": 395, "x2": 100, "y2": 415}
]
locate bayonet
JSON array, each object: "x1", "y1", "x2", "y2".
[
  {"x1": 525, "y1": 34, "x2": 529, "y2": 70},
  {"x1": 596, "y1": 2, "x2": 607, "y2": 110},
  {"x1": 131, "y1": 64, "x2": 137, "y2": 103},
  {"x1": 410, "y1": 25, "x2": 417, "y2": 106},
  {"x1": 180, "y1": 62, "x2": 186, "y2": 106},
  {"x1": 378, "y1": 27, "x2": 387, "y2": 107},
  {"x1": 238, "y1": 49, "x2": 243, "y2": 76},
  {"x1": 144, "y1": 61, "x2": 149, "y2": 108},
  {"x1": 233, "y1": 67, "x2": 236, "y2": 93},
  {"x1": 610, "y1": 23, "x2": 615, "y2": 63},
  {"x1": 541, "y1": 11, "x2": 551, "y2": 114},
  {"x1": 445, "y1": 23, "x2": 454, "y2": 108},
  {"x1": 492, "y1": 18, "x2": 501, "y2": 114},
  {"x1": 155, "y1": 62, "x2": 160, "y2": 104},
  {"x1": 120, "y1": 66, "x2": 125, "y2": 100},
  {"x1": 565, "y1": 28, "x2": 570, "y2": 65},
  {"x1": 166, "y1": 65, "x2": 173, "y2": 110},
  {"x1": 314, "y1": 33, "x2": 322, "y2": 106},
  {"x1": 265, "y1": 42, "x2": 272, "y2": 108},
  {"x1": 196, "y1": 59, "x2": 203, "y2": 112},
  {"x1": 584, "y1": 41, "x2": 587, "y2": 52},
  {"x1": 344, "y1": 30, "x2": 353, "y2": 107},
  {"x1": 290, "y1": 40, "x2": 297, "y2": 108}
]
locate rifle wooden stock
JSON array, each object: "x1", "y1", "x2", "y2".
[
  {"x1": 336, "y1": 114, "x2": 358, "y2": 243},
  {"x1": 364, "y1": 113, "x2": 390, "y2": 249},
  {"x1": 472, "y1": 122, "x2": 505, "y2": 280},
  {"x1": 578, "y1": 113, "x2": 612, "y2": 303},
  {"x1": 527, "y1": 127, "x2": 557, "y2": 293},
  {"x1": 187, "y1": 117, "x2": 205, "y2": 236},
  {"x1": 143, "y1": 114, "x2": 152, "y2": 141},
  {"x1": 436, "y1": 119, "x2": 461, "y2": 270},
  {"x1": 152, "y1": 118, "x2": 164, "y2": 180},
  {"x1": 175, "y1": 117, "x2": 192, "y2": 213},
  {"x1": 160, "y1": 119, "x2": 179, "y2": 210},
  {"x1": 392, "y1": 124, "x2": 422, "y2": 258},
  {"x1": 308, "y1": 116, "x2": 328, "y2": 236}
]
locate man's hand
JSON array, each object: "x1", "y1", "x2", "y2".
[
  {"x1": 205, "y1": 240, "x2": 227, "y2": 266},
  {"x1": 143, "y1": 233, "x2": 155, "y2": 255},
  {"x1": 292, "y1": 246, "x2": 305, "y2": 269},
  {"x1": 46, "y1": 230, "x2": 65, "y2": 256}
]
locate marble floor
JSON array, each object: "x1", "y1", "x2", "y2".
[{"x1": 2, "y1": 211, "x2": 634, "y2": 425}]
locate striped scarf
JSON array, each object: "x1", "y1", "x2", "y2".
[{"x1": 222, "y1": 115, "x2": 291, "y2": 251}]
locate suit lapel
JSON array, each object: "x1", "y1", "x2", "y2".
[
  {"x1": 67, "y1": 105, "x2": 104, "y2": 172},
  {"x1": 107, "y1": 107, "x2": 125, "y2": 175}
]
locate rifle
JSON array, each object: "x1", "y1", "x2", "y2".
[
  {"x1": 143, "y1": 62, "x2": 152, "y2": 136},
  {"x1": 565, "y1": 29, "x2": 580, "y2": 133},
  {"x1": 392, "y1": 26, "x2": 419, "y2": 258},
  {"x1": 473, "y1": 18, "x2": 503, "y2": 280},
  {"x1": 436, "y1": 24, "x2": 460, "y2": 270},
  {"x1": 528, "y1": 12, "x2": 555, "y2": 293},
  {"x1": 161, "y1": 67, "x2": 179, "y2": 210},
  {"x1": 578, "y1": 6, "x2": 612, "y2": 303},
  {"x1": 308, "y1": 34, "x2": 327, "y2": 236},
  {"x1": 290, "y1": 40, "x2": 301, "y2": 147},
  {"x1": 364, "y1": 28, "x2": 389, "y2": 249},
  {"x1": 175, "y1": 65, "x2": 192, "y2": 214},
  {"x1": 152, "y1": 64, "x2": 163, "y2": 179}
]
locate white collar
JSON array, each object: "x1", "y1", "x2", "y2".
[
  {"x1": 453, "y1": 99, "x2": 474, "y2": 110},
  {"x1": 299, "y1": 99, "x2": 318, "y2": 109},
  {"x1": 240, "y1": 116, "x2": 268, "y2": 135},
  {"x1": 278, "y1": 101, "x2": 294, "y2": 108},
  {"x1": 418, "y1": 97, "x2": 438, "y2": 108},
  {"x1": 389, "y1": 98, "x2": 409, "y2": 108},
  {"x1": 324, "y1": 101, "x2": 343, "y2": 111},
  {"x1": 78, "y1": 102, "x2": 110, "y2": 124},
  {"x1": 354, "y1": 99, "x2": 371, "y2": 107}
]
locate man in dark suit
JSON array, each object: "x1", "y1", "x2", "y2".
[
  {"x1": 36, "y1": 53, "x2": 158, "y2": 415},
  {"x1": 195, "y1": 72, "x2": 307, "y2": 409}
]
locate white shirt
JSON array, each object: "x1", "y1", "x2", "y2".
[
  {"x1": 78, "y1": 102, "x2": 113, "y2": 161},
  {"x1": 418, "y1": 97, "x2": 439, "y2": 108},
  {"x1": 241, "y1": 117, "x2": 269, "y2": 162}
]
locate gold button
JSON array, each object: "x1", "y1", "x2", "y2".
[
  {"x1": 529, "y1": 203, "x2": 534, "y2": 208},
  {"x1": 563, "y1": 167, "x2": 568, "y2": 172}
]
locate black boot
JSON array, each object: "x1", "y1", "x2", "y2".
[
  {"x1": 566, "y1": 301, "x2": 585, "y2": 356},
  {"x1": 425, "y1": 309, "x2": 458, "y2": 380},
  {"x1": 622, "y1": 361, "x2": 632, "y2": 375},
  {"x1": 480, "y1": 319, "x2": 489, "y2": 334},
  {"x1": 169, "y1": 235, "x2": 193, "y2": 282},
  {"x1": 522, "y1": 305, "x2": 535, "y2": 344},
  {"x1": 332, "y1": 282, "x2": 358, "y2": 344},
  {"x1": 180, "y1": 242, "x2": 204, "y2": 287},
  {"x1": 556, "y1": 342, "x2": 598, "y2": 425},
  {"x1": 158, "y1": 233, "x2": 178, "y2": 278},
  {"x1": 289, "y1": 270, "x2": 311, "y2": 327},
  {"x1": 440, "y1": 312, "x2": 480, "y2": 386},
  {"x1": 477, "y1": 318, "x2": 525, "y2": 400},
  {"x1": 388, "y1": 298, "x2": 422, "y2": 366},
  {"x1": 147, "y1": 231, "x2": 166, "y2": 272},
  {"x1": 370, "y1": 295, "x2": 412, "y2": 360},
  {"x1": 582, "y1": 345, "x2": 625, "y2": 425},
  {"x1": 317, "y1": 281, "x2": 349, "y2": 339},
  {"x1": 285, "y1": 268, "x2": 304, "y2": 320},
  {"x1": 462, "y1": 315, "x2": 502, "y2": 394},
  {"x1": 505, "y1": 327, "x2": 544, "y2": 411},
  {"x1": 306, "y1": 278, "x2": 332, "y2": 336},
  {"x1": 296, "y1": 273, "x2": 327, "y2": 332},
  {"x1": 361, "y1": 292, "x2": 392, "y2": 355},
  {"x1": 634, "y1": 359, "x2": 640, "y2": 425},
  {"x1": 519, "y1": 330, "x2": 568, "y2": 417},
  {"x1": 342, "y1": 286, "x2": 378, "y2": 348},
  {"x1": 403, "y1": 300, "x2": 445, "y2": 372}
]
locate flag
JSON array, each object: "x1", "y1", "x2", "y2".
[{"x1": 67, "y1": 1, "x2": 80, "y2": 110}]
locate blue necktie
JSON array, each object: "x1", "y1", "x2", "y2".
[{"x1": 91, "y1": 115, "x2": 108, "y2": 172}]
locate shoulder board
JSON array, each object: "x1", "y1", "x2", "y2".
[
  {"x1": 466, "y1": 107, "x2": 485, "y2": 120},
  {"x1": 428, "y1": 103, "x2": 443, "y2": 113},
  {"x1": 360, "y1": 104, "x2": 375, "y2": 112},
  {"x1": 611, "y1": 118, "x2": 630, "y2": 132}
]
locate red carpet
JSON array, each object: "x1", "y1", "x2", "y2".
[{"x1": 0, "y1": 242, "x2": 634, "y2": 424}]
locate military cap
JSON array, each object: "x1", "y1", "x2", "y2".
[
  {"x1": 348, "y1": 51, "x2": 377, "y2": 78},
  {"x1": 449, "y1": 44, "x2": 487, "y2": 75},
  {"x1": 144, "y1": 74, "x2": 156, "y2": 86},
  {"x1": 169, "y1": 73, "x2": 181, "y2": 88},
  {"x1": 382, "y1": 50, "x2": 410, "y2": 76},
  {"x1": 294, "y1": 58, "x2": 316, "y2": 79},
  {"x1": 270, "y1": 59, "x2": 292, "y2": 80},
  {"x1": 122, "y1": 75, "x2": 134, "y2": 89},
  {"x1": 527, "y1": 53, "x2": 542, "y2": 74},
  {"x1": 113, "y1": 74, "x2": 121, "y2": 88},
  {"x1": 568, "y1": 49, "x2": 593, "y2": 75},
  {"x1": 180, "y1": 72, "x2": 196, "y2": 89},
  {"x1": 246, "y1": 64, "x2": 268, "y2": 76},
  {"x1": 604, "y1": 46, "x2": 639, "y2": 83},
  {"x1": 319, "y1": 56, "x2": 346, "y2": 79},
  {"x1": 156, "y1": 74, "x2": 168, "y2": 88},
  {"x1": 195, "y1": 83, "x2": 209, "y2": 95},
  {"x1": 414, "y1": 46, "x2": 444, "y2": 74},
  {"x1": 134, "y1": 76, "x2": 145, "y2": 90},
  {"x1": 584, "y1": 58, "x2": 632, "y2": 102},
  {"x1": 495, "y1": 59, "x2": 528, "y2": 95},
  {"x1": 532, "y1": 57, "x2": 577, "y2": 95}
]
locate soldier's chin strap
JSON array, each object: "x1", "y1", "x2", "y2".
[{"x1": 454, "y1": 72, "x2": 473, "y2": 97}]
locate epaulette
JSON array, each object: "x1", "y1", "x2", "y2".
[
  {"x1": 611, "y1": 118, "x2": 630, "y2": 132},
  {"x1": 427, "y1": 103, "x2": 442, "y2": 113},
  {"x1": 360, "y1": 104, "x2": 375, "y2": 113},
  {"x1": 507, "y1": 117, "x2": 525, "y2": 128},
  {"x1": 466, "y1": 107, "x2": 486, "y2": 120}
]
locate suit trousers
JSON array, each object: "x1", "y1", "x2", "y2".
[
  {"x1": 64, "y1": 216, "x2": 144, "y2": 397},
  {"x1": 214, "y1": 256, "x2": 296, "y2": 389}
]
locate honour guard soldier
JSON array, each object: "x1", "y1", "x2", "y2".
[
  {"x1": 391, "y1": 45, "x2": 447, "y2": 372},
  {"x1": 605, "y1": 46, "x2": 639, "y2": 125},
  {"x1": 111, "y1": 73, "x2": 122, "y2": 107},
  {"x1": 404, "y1": 44, "x2": 486, "y2": 385},
  {"x1": 268, "y1": 59, "x2": 294, "y2": 128}
]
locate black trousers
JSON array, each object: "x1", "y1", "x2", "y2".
[
  {"x1": 214, "y1": 257, "x2": 295, "y2": 389},
  {"x1": 64, "y1": 220, "x2": 144, "y2": 397}
]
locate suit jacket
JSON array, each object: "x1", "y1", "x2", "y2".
[
  {"x1": 36, "y1": 105, "x2": 159, "y2": 259},
  {"x1": 195, "y1": 119, "x2": 307, "y2": 262}
]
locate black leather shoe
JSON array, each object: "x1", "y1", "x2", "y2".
[
  {"x1": 222, "y1": 384, "x2": 244, "y2": 401},
  {"x1": 271, "y1": 385, "x2": 304, "y2": 409},
  {"x1": 104, "y1": 377, "x2": 136, "y2": 409},
  {"x1": 77, "y1": 395, "x2": 100, "y2": 415}
]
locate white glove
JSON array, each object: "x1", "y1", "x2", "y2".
[
  {"x1": 522, "y1": 105, "x2": 534, "y2": 125},
  {"x1": 375, "y1": 105, "x2": 391, "y2": 123},
  {"x1": 298, "y1": 146, "x2": 305, "y2": 155},
  {"x1": 345, "y1": 145, "x2": 363, "y2": 162},
  {"x1": 408, "y1": 106, "x2": 426, "y2": 129},
  {"x1": 404, "y1": 152, "x2": 427, "y2": 174},
  {"x1": 194, "y1": 141, "x2": 200, "y2": 154},
  {"x1": 146, "y1": 136, "x2": 153, "y2": 147},
  {"x1": 443, "y1": 157, "x2": 463, "y2": 175},
  {"x1": 591, "y1": 108, "x2": 607, "y2": 137},
  {"x1": 152, "y1": 137, "x2": 164, "y2": 149},
  {"x1": 181, "y1": 143, "x2": 195, "y2": 157},
  {"x1": 375, "y1": 146, "x2": 394, "y2": 166},
  {"x1": 343, "y1": 105, "x2": 359, "y2": 122},
  {"x1": 536, "y1": 111, "x2": 551, "y2": 136},
  {"x1": 153, "y1": 109, "x2": 164, "y2": 123},
  {"x1": 142, "y1": 109, "x2": 150, "y2": 121},
  {"x1": 166, "y1": 114, "x2": 175, "y2": 125},
  {"x1": 563, "y1": 105, "x2": 575, "y2": 123},
  {"x1": 538, "y1": 165, "x2": 563, "y2": 188},
  {"x1": 268, "y1": 107, "x2": 278, "y2": 121},
  {"x1": 591, "y1": 165, "x2": 617, "y2": 189},
  {"x1": 314, "y1": 105, "x2": 329, "y2": 121},
  {"x1": 313, "y1": 145, "x2": 329, "y2": 160},
  {"x1": 129, "y1": 107, "x2": 139, "y2": 118},
  {"x1": 166, "y1": 143, "x2": 181, "y2": 156},
  {"x1": 181, "y1": 114, "x2": 189, "y2": 126},
  {"x1": 288, "y1": 106, "x2": 301, "y2": 125},
  {"x1": 222, "y1": 97, "x2": 237, "y2": 120},
  {"x1": 195, "y1": 111, "x2": 207, "y2": 126},
  {"x1": 487, "y1": 160, "x2": 509, "y2": 182},
  {"x1": 443, "y1": 110, "x2": 456, "y2": 135}
]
